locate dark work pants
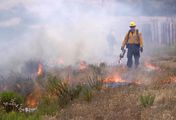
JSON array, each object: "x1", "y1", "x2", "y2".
[{"x1": 127, "y1": 44, "x2": 140, "y2": 68}]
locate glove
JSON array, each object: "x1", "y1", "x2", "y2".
[
  {"x1": 140, "y1": 47, "x2": 143, "y2": 52},
  {"x1": 121, "y1": 47, "x2": 124, "y2": 51}
]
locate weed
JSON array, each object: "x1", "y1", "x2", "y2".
[
  {"x1": 140, "y1": 94, "x2": 155, "y2": 107},
  {"x1": 69, "y1": 84, "x2": 83, "y2": 100},
  {"x1": 46, "y1": 75, "x2": 83, "y2": 108},
  {"x1": 37, "y1": 100, "x2": 59, "y2": 116},
  {"x1": 81, "y1": 86, "x2": 93, "y2": 102},
  {"x1": 88, "y1": 75, "x2": 103, "y2": 91}
]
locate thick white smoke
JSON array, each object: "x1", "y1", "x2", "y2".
[{"x1": 0, "y1": 0, "x2": 141, "y2": 74}]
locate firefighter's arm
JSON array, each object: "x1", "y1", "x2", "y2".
[
  {"x1": 139, "y1": 33, "x2": 143, "y2": 47},
  {"x1": 121, "y1": 33, "x2": 128, "y2": 49}
]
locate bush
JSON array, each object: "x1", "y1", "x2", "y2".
[
  {"x1": 58, "y1": 83, "x2": 85, "y2": 107},
  {"x1": 37, "y1": 100, "x2": 59, "y2": 116},
  {"x1": 81, "y1": 86, "x2": 93, "y2": 102},
  {"x1": 46, "y1": 74, "x2": 103, "y2": 105},
  {"x1": 87, "y1": 64, "x2": 105, "y2": 91},
  {"x1": 140, "y1": 94, "x2": 155, "y2": 107},
  {"x1": 88, "y1": 64, "x2": 102, "y2": 75},
  {"x1": 88, "y1": 76, "x2": 103, "y2": 91},
  {"x1": 46, "y1": 75, "x2": 83, "y2": 108},
  {"x1": 69, "y1": 84, "x2": 83, "y2": 100},
  {"x1": 0, "y1": 111, "x2": 41, "y2": 120},
  {"x1": 0, "y1": 91, "x2": 24, "y2": 112}
]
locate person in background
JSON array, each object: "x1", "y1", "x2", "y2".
[{"x1": 107, "y1": 30, "x2": 117, "y2": 56}]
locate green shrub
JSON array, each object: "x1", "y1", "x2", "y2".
[
  {"x1": 46, "y1": 75, "x2": 61, "y2": 96},
  {"x1": 0, "y1": 91, "x2": 24, "y2": 112},
  {"x1": 69, "y1": 84, "x2": 83, "y2": 100},
  {"x1": 87, "y1": 64, "x2": 105, "y2": 91},
  {"x1": 46, "y1": 75, "x2": 82, "y2": 108},
  {"x1": 37, "y1": 100, "x2": 59, "y2": 116},
  {"x1": 140, "y1": 94, "x2": 155, "y2": 107},
  {"x1": 88, "y1": 76, "x2": 103, "y2": 91},
  {"x1": 0, "y1": 111, "x2": 41, "y2": 120},
  {"x1": 57, "y1": 83, "x2": 83, "y2": 107},
  {"x1": 81, "y1": 86, "x2": 93, "y2": 102}
]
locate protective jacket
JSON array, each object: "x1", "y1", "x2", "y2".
[{"x1": 122, "y1": 30, "x2": 143, "y2": 49}]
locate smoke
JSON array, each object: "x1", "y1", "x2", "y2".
[
  {"x1": 0, "y1": 0, "x2": 134, "y2": 73},
  {"x1": 0, "y1": 0, "x2": 175, "y2": 75}
]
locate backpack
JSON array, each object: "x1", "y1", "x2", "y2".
[{"x1": 126, "y1": 29, "x2": 140, "y2": 48}]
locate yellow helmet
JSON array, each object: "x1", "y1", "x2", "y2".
[{"x1": 129, "y1": 21, "x2": 136, "y2": 27}]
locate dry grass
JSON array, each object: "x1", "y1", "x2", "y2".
[
  {"x1": 57, "y1": 86, "x2": 142, "y2": 120},
  {"x1": 1, "y1": 47, "x2": 176, "y2": 120},
  {"x1": 56, "y1": 84, "x2": 176, "y2": 120},
  {"x1": 53, "y1": 52, "x2": 176, "y2": 120}
]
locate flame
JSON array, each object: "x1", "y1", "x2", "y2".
[
  {"x1": 26, "y1": 96, "x2": 38, "y2": 108},
  {"x1": 104, "y1": 75, "x2": 125, "y2": 83},
  {"x1": 103, "y1": 74, "x2": 143, "y2": 85},
  {"x1": 26, "y1": 84, "x2": 41, "y2": 108},
  {"x1": 37, "y1": 63, "x2": 43, "y2": 76},
  {"x1": 144, "y1": 62, "x2": 160, "y2": 71}
]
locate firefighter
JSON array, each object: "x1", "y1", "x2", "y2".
[
  {"x1": 121, "y1": 21, "x2": 143, "y2": 68},
  {"x1": 107, "y1": 30, "x2": 117, "y2": 56}
]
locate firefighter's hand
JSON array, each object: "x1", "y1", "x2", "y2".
[
  {"x1": 121, "y1": 47, "x2": 124, "y2": 51},
  {"x1": 140, "y1": 47, "x2": 143, "y2": 52}
]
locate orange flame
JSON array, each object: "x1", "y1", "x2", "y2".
[
  {"x1": 37, "y1": 64, "x2": 43, "y2": 76},
  {"x1": 144, "y1": 62, "x2": 160, "y2": 71},
  {"x1": 26, "y1": 85, "x2": 41, "y2": 108},
  {"x1": 104, "y1": 75, "x2": 125, "y2": 83},
  {"x1": 103, "y1": 74, "x2": 143, "y2": 85},
  {"x1": 26, "y1": 96, "x2": 38, "y2": 108}
]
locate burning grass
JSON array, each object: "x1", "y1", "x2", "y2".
[
  {"x1": 25, "y1": 84, "x2": 41, "y2": 108},
  {"x1": 0, "y1": 48, "x2": 176, "y2": 119},
  {"x1": 144, "y1": 61, "x2": 161, "y2": 71},
  {"x1": 54, "y1": 51, "x2": 176, "y2": 119}
]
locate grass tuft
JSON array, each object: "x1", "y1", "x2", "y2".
[
  {"x1": 81, "y1": 85, "x2": 93, "y2": 102},
  {"x1": 140, "y1": 94, "x2": 155, "y2": 107}
]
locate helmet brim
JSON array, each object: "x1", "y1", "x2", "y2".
[{"x1": 129, "y1": 25, "x2": 136, "y2": 27}]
